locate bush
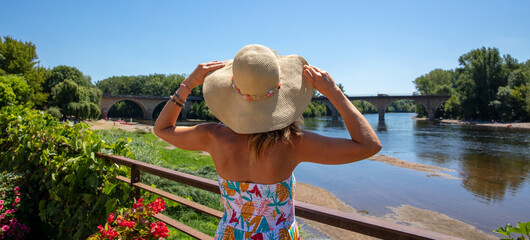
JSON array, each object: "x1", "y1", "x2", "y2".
[
  {"x1": 0, "y1": 105, "x2": 133, "y2": 239},
  {"x1": 45, "y1": 106, "x2": 62, "y2": 119},
  {"x1": 0, "y1": 172, "x2": 30, "y2": 239}
]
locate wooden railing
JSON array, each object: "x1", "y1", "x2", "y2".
[{"x1": 96, "y1": 153, "x2": 463, "y2": 240}]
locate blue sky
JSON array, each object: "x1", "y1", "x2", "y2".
[{"x1": 2, "y1": 1, "x2": 529, "y2": 95}]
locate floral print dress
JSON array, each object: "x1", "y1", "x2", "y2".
[{"x1": 214, "y1": 174, "x2": 300, "y2": 240}]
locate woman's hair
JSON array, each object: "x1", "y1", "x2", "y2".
[{"x1": 247, "y1": 117, "x2": 304, "y2": 163}]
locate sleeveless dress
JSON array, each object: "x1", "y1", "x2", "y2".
[{"x1": 214, "y1": 174, "x2": 300, "y2": 240}]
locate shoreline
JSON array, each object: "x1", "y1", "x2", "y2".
[
  {"x1": 414, "y1": 117, "x2": 530, "y2": 129},
  {"x1": 87, "y1": 120, "x2": 497, "y2": 239}
]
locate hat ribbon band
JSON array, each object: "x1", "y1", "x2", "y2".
[{"x1": 231, "y1": 77, "x2": 281, "y2": 101}]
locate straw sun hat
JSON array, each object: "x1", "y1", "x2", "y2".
[{"x1": 203, "y1": 44, "x2": 314, "y2": 134}]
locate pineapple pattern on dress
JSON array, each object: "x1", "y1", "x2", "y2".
[{"x1": 215, "y1": 174, "x2": 300, "y2": 240}]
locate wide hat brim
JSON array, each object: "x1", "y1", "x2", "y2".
[{"x1": 203, "y1": 55, "x2": 313, "y2": 134}]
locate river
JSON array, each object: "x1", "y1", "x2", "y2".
[{"x1": 295, "y1": 112, "x2": 530, "y2": 234}]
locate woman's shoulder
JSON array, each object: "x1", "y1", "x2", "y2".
[{"x1": 197, "y1": 123, "x2": 239, "y2": 140}]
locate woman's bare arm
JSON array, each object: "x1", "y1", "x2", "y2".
[
  {"x1": 153, "y1": 61, "x2": 225, "y2": 151},
  {"x1": 296, "y1": 65, "x2": 381, "y2": 165}
]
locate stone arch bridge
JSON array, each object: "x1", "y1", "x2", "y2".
[
  {"x1": 313, "y1": 95, "x2": 450, "y2": 121},
  {"x1": 99, "y1": 95, "x2": 203, "y2": 120},
  {"x1": 100, "y1": 94, "x2": 450, "y2": 121}
]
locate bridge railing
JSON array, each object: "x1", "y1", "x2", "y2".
[{"x1": 96, "y1": 153, "x2": 463, "y2": 240}]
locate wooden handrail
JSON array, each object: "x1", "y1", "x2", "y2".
[{"x1": 97, "y1": 153, "x2": 463, "y2": 240}]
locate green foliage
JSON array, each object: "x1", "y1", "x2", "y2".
[
  {"x1": 0, "y1": 36, "x2": 38, "y2": 75},
  {"x1": 0, "y1": 75, "x2": 31, "y2": 107},
  {"x1": 98, "y1": 129, "x2": 222, "y2": 238},
  {"x1": 0, "y1": 82, "x2": 16, "y2": 107},
  {"x1": 457, "y1": 47, "x2": 506, "y2": 120},
  {"x1": 45, "y1": 65, "x2": 90, "y2": 93},
  {"x1": 414, "y1": 69, "x2": 456, "y2": 95},
  {"x1": 188, "y1": 101, "x2": 216, "y2": 120},
  {"x1": 0, "y1": 36, "x2": 50, "y2": 109},
  {"x1": 494, "y1": 222, "x2": 530, "y2": 240},
  {"x1": 386, "y1": 100, "x2": 416, "y2": 112},
  {"x1": 51, "y1": 78, "x2": 102, "y2": 120},
  {"x1": 352, "y1": 100, "x2": 377, "y2": 114},
  {"x1": 0, "y1": 105, "x2": 133, "y2": 239},
  {"x1": 46, "y1": 106, "x2": 62, "y2": 119},
  {"x1": 414, "y1": 47, "x2": 530, "y2": 121},
  {"x1": 96, "y1": 73, "x2": 188, "y2": 97},
  {"x1": 24, "y1": 66, "x2": 51, "y2": 108},
  {"x1": 303, "y1": 102, "x2": 328, "y2": 117}
]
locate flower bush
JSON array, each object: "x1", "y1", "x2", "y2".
[
  {"x1": 0, "y1": 105, "x2": 133, "y2": 239},
  {"x1": 0, "y1": 185, "x2": 29, "y2": 239},
  {"x1": 89, "y1": 198, "x2": 169, "y2": 240}
]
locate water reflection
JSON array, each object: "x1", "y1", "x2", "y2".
[
  {"x1": 413, "y1": 121, "x2": 530, "y2": 202},
  {"x1": 377, "y1": 120, "x2": 387, "y2": 131},
  {"x1": 297, "y1": 113, "x2": 530, "y2": 233},
  {"x1": 456, "y1": 127, "x2": 530, "y2": 202},
  {"x1": 325, "y1": 119, "x2": 346, "y2": 129},
  {"x1": 460, "y1": 153, "x2": 528, "y2": 202},
  {"x1": 303, "y1": 117, "x2": 345, "y2": 131}
]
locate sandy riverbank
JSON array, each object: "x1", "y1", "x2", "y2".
[
  {"x1": 415, "y1": 117, "x2": 530, "y2": 129},
  {"x1": 87, "y1": 119, "x2": 497, "y2": 239},
  {"x1": 441, "y1": 119, "x2": 530, "y2": 129}
]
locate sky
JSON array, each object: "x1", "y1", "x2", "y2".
[{"x1": 2, "y1": 0, "x2": 530, "y2": 95}]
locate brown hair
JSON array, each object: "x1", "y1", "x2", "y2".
[{"x1": 247, "y1": 118, "x2": 303, "y2": 163}]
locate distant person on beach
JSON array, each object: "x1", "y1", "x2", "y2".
[{"x1": 154, "y1": 44, "x2": 381, "y2": 240}]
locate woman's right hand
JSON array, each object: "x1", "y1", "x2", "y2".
[
  {"x1": 184, "y1": 61, "x2": 226, "y2": 89},
  {"x1": 303, "y1": 65, "x2": 341, "y2": 97}
]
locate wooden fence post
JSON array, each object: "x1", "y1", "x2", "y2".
[{"x1": 130, "y1": 164, "x2": 141, "y2": 200}]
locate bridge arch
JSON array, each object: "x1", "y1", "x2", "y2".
[
  {"x1": 100, "y1": 95, "x2": 202, "y2": 120},
  {"x1": 106, "y1": 99, "x2": 145, "y2": 119}
]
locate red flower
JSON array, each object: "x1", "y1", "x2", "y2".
[
  {"x1": 107, "y1": 213, "x2": 114, "y2": 223},
  {"x1": 13, "y1": 187, "x2": 19, "y2": 192},
  {"x1": 133, "y1": 198, "x2": 143, "y2": 209},
  {"x1": 119, "y1": 219, "x2": 135, "y2": 229},
  {"x1": 150, "y1": 222, "x2": 169, "y2": 238},
  {"x1": 148, "y1": 198, "x2": 166, "y2": 214},
  {"x1": 97, "y1": 225, "x2": 104, "y2": 233},
  {"x1": 102, "y1": 229, "x2": 119, "y2": 240}
]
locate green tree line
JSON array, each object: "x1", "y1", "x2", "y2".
[
  {"x1": 414, "y1": 47, "x2": 530, "y2": 122},
  {"x1": 0, "y1": 36, "x2": 101, "y2": 120},
  {"x1": 98, "y1": 69, "x2": 417, "y2": 119}
]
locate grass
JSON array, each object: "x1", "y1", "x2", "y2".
[{"x1": 98, "y1": 129, "x2": 221, "y2": 239}]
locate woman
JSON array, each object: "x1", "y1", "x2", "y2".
[{"x1": 154, "y1": 44, "x2": 381, "y2": 240}]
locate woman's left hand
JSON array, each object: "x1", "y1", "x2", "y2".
[{"x1": 183, "y1": 61, "x2": 226, "y2": 89}]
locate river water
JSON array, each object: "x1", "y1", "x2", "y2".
[{"x1": 295, "y1": 113, "x2": 530, "y2": 235}]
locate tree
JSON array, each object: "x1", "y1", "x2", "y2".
[
  {"x1": 0, "y1": 36, "x2": 38, "y2": 75},
  {"x1": 24, "y1": 66, "x2": 50, "y2": 107},
  {"x1": 0, "y1": 36, "x2": 50, "y2": 109},
  {"x1": 0, "y1": 75, "x2": 31, "y2": 107},
  {"x1": 413, "y1": 69, "x2": 456, "y2": 118},
  {"x1": 45, "y1": 65, "x2": 89, "y2": 93},
  {"x1": 456, "y1": 47, "x2": 506, "y2": 120},
  {"x1": 50, "y1": 79, "x2": 101, "y2": 120},
  {"x1": 413, "y1": 69, "x2": 455, "y2": 95},
  {"x1": 352, "y1": 100, "x2": 377, "y2": 114},
  {"x1": 0, "y1": 82, "x2": 16, "y2": 107}
]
